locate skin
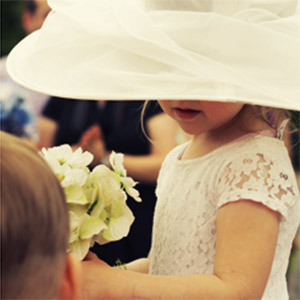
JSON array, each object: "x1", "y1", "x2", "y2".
[
  {"x1": 22, "y1": 0, "x2": 51, "y2": 34},
  {"x1": 80, "y1": 100, "x2": 280, "y2": 299}
]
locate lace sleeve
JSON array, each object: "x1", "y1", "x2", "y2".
[{"x1": 217, "y1": 151, "x2": 299, "y2": 218}]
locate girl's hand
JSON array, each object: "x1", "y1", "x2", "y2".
[
  {"x1": 81, "y1": 252, "x2": 112, "y2": 299},
  {"x1": 83, "y1": 251, "x2": 105, "y2": 262}
]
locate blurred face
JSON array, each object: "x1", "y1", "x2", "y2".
[
  {"x1": 23, "y1": 0, "x2": 51, "y2": 34},
  {"x1": 158, "y1": 100, "x2": 244, "y2": 136}
]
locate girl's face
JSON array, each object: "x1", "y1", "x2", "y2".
[{"x1": 158, "y1": 100, "x2": 244, "y2": 136}]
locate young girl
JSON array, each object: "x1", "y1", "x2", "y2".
[
  {"x1": 5, "y1": 0, "x2": 300, "y2": 299},
  {"x1": 81, "y1": 101, "x2": 299, "y2": 299}
]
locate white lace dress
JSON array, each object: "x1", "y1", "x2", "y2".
[{"x1": 149, "y1": 134, "x2": 300, "y2": 300}]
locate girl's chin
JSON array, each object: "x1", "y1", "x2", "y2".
[{"x1": 179, "y1": 125, "x2": 205, "y2": 137}]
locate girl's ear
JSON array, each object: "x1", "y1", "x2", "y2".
[{"x1": 59, "y1": 253, "x2": 82, "y2": 299}]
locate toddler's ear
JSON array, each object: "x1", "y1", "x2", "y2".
[{"x1": 59, "y1": 253, "x2": 81, "y2": 299}]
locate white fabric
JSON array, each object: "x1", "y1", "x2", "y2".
[
  {"x1": 6, "y1": 0, "x2": 300, "y2": 110},
  {"x1": 150, "y1": 134, "x2": 300, "y2": 300}
]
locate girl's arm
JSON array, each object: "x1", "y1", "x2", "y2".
[
  {"x1": 37, "y1": 116, "x2": 58, "y2": 148},
  {"x1": 124, "y1": 249, "x2": 152, "y2": 273},
  {"x1": 122, "y1": 258, "x2": 150, "y2": 274},
  {"x1": 82, "y1": 199, "x2": 280, "y2": 299}
]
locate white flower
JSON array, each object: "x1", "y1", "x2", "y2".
[
  {"x1": 68, "y1": 239, "x2": 91, "y2": 261},
  {"x1": 41, "y1": 144, "x2": 93, "y2": 169},
  {"x1": 60, "y1": 168, "x2": 88, "y2": 188},
  {"x1": 109, "y1": 152, "x2": 142, "y2": 202},
  {"x1": 64, "y1": 185, "x2": 89, "y2": 205},
  {"x1": 110, "y1": 151, "x2": 127, "y2": 177},
  {"x1": 40, "y1": 145, "x2": 141, "y2": 260},
  {"x1": 68, "y1": 203, "x2": 89, "y2": 218},
  {"x1": 69, "y1": 147, "x2": 94, "y2": 169},
  {"x1": 68, "y1": 211, "x2": 107, "y2": 260},
  {"x1": 96, "y1": 201, "x2": 135, "y2": 243},
  {"x1": 120, "y1": 176, "x2": 142, "y2": 202},
  {"x1": 90, "y1": 165, "x2": 125, "y2": 206},
  {"x1": 41, "y1": 145, "x2": 91, "y2": 188}
]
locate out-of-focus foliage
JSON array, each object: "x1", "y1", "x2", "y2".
[{"x1": 1, "y1": 0, "x2": 26, "y2": 57}]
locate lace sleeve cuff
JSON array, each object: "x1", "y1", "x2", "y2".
[{"x1": 217, "y1": 190, "x2": 293, "y2": 218}]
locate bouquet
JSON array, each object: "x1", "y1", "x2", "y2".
[{"x1": 40, "y1": 144, "x2": 141, "y2": 260}]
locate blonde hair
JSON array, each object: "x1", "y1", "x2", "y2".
[
  {"x1": 240, "y1": 104, "x2": 291, "y2": 133},
  {"x1": 141, "y1": 100, "x2": 151, "y2": 141},
  {"x1": 1, "y1": 132, "x2": 69, "y2": 299}
]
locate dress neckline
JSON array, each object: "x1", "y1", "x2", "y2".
[{"x1": 175, "y1": 130, "x2": 279, "y2": 165}]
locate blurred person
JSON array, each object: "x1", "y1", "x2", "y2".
[
  {"x1": 37, "y1": 97, "x2": 102, "y2": 148},
  {"x1": 0, "y1": 0, "x2": 51, "y2": 140},
  {"x1": 22, "y1": 0, "x2": 50, "y2": 35},
  {"x1": 0, "y1": 131, "x2": 81, "y2": 299}
]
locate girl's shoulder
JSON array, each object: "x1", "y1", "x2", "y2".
[
  {"x1": 217, "y1": 135, "x2": 299, "y2": 219},
  {"x1": 243, "y1": 134, "x2": 288, "y2": 156},
  {"x1": 221, "y1": 134, "x2": 292, "y2": 174}
]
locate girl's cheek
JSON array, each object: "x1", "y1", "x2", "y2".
[{"x1": 157, "y1": 100, "x2": 171, "y2": 115}]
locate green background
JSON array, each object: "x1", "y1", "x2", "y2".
[{"x1": 1, "y1": 0, "x2": 26, "y2": 57}]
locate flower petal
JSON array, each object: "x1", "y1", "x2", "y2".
[
  {"x1": 109, "y1": 151, "x2": 127, "y2": 176},
  {"x1": 126, "y1": 186, "x2": 142, "y2": 202},
  {"x1": 61, "y1": 169, "x2": 88, "y2": 187},
  {"x1": 101, "y1": 205, "x2": 134, "y2": 242},
  {"x1": 79, "y1": 215, "x2": 107, "y2": 239},
  {"x1": 65, "y1": 185, "x2": 89, "y2": 204},
  {"x1": 68, "y1": 239, "x2": 91, "y2": 261}
]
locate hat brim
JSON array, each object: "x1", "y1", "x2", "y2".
[{"x1": 6, "y1": 1, "x2": 300, "y2": 111}]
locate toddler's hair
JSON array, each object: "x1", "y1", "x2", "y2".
[{"x1": 1, "y1": 132, "x2": 69, "y2": 299}]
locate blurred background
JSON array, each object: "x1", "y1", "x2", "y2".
[{"x1": 1, "y1": 1, "x2": 26, "y2": 57}]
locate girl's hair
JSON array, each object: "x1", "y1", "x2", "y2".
[
  {"x1": 1, "y1": 132, "x2": 69, "y2": 299},
  {"x1": 241, "y1": 105, "x2": 291, "y2": 133},
  {"x1": 141, "y1": 100, "x2": 150, "y2": 140}
]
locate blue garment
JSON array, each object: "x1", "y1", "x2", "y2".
[{"x1": 0, "y1": 78, "x2": 36, "y2": 140}]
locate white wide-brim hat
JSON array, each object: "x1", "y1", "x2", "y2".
[{"x1": 7, "y1": 0, "x2": 300, "y2": 111}]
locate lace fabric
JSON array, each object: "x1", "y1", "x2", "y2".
[{"x1": 150, "y1": 135, "x2": 300, "y2": 300}]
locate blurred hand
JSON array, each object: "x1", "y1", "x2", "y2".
[{"x1": 79, "y1": 124, "x2": 107, "y2": 167}]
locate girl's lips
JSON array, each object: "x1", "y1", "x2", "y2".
[{"x1": 174, "y1": 108, "x2": 201, "y2": 120}]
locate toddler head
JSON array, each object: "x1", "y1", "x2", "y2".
[{"x1": 1, "y1": 132, "x2": 80, "y2": 299}]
